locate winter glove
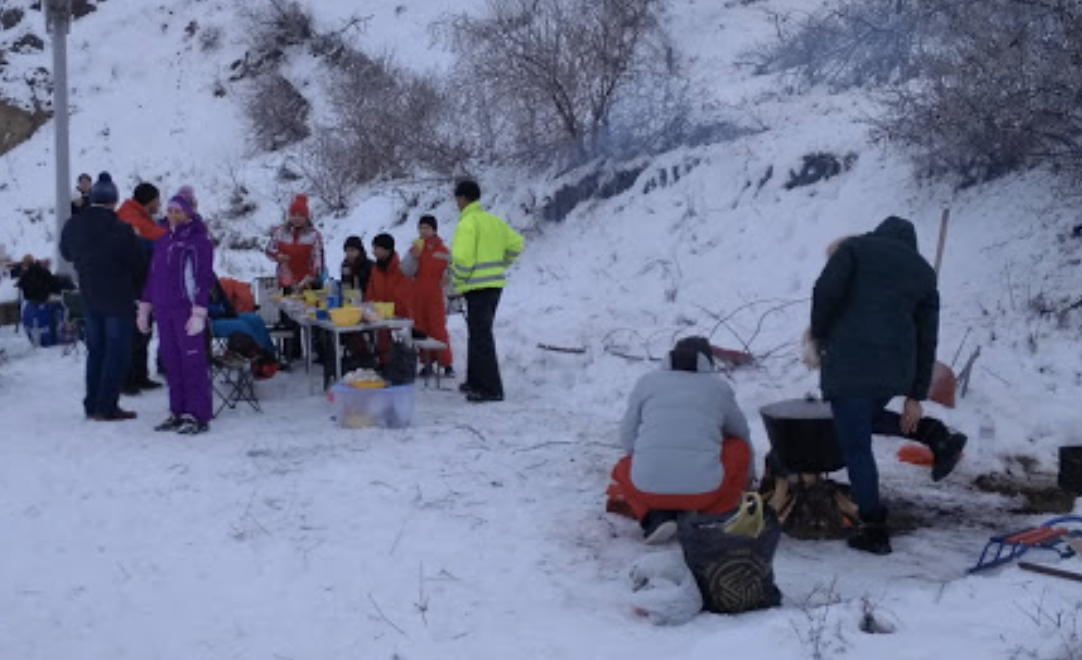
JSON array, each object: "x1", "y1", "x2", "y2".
[
  {"x1": 801, "y1": 328, "x2": 821, "y2": 369},
  {"x1": 185, "y1": 306, "x2": 208, "y2": 336},
  {"x1": 136, "y1": 301, "x2": 152, "y2": 335}
]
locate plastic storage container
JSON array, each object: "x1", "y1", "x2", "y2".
[{"x1": 329, "y1": 382, "x2": 415, "y2": 429}]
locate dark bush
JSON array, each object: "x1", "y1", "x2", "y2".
[
  {"x1": 243, "y1": 73, "x2": 310, "y2": 151},
  {"x1": 1, "y1": 8, "x2": 24, "y2": 30}
]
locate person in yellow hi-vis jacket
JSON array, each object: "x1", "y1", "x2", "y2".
[{"x1": 450, "y1": 180, "x2": 524, "y2": 403}]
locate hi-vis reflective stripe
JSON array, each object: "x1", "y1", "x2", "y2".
[
  {"x1": 433, "y1": 252, "x2": 451, "y2": 261},
  {"x1": 462, "y1": 274, "x2": 506, "y2": 286},
  {"x1": 472, "y1": 260, "x2": 504, "y2": 269}
]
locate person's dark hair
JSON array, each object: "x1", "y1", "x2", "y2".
[
  {"x1": 372, "y1": 233, "x2": 395, "y2": 252},
  {"x1": 454, "y1": 180, "x2": 481, "y2": 202},
  {"x1": 418, "y1": 215, "x2": 438, "y2": 231},
  {"x1": 344, "y1": 235, "x2": 364, "y2": 252},
  {"x1": 133, "y1": 182, "x2": 160, "y2": 206},
  {"x1": 670, "y1": 335, "x2": 714, "y2": 372},
  {"x1": 77, "y1": 173, "x2": 92, "y2": 183}
]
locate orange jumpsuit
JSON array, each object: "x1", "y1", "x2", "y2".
[
  {"x1": 409, "y1": 236, "x2": 452, "y2": 367},
  {"x1": 365, "y1": 254, "x2": 414, "y2": 366}
]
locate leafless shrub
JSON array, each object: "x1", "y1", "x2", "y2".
[
  {"x1": 289, "y1": 128, "x2": 356, "y2": 213},
  {"x1": 440, "y1": 0, "x2": 679, "y2": 165},
  {"x1": 243, "y1": 73, "x2": 310, "y2": 151},
  {"x1": 758, "y1": 0, "x2": 1082, "y2": 188},
  {"x1": 751, "y1": 0, "x2": 930, "y2": 90},
  {"x1": 790, "y1": 580, "x2": 848, "y2": 660},
  {"x1": 305, "y1": 49, "x2": 465, "y2": 196},
  {"x1": 239, "y1": 0, "x2": 314, "y2": 58},
  {"x1": 871, "y1": 0, "x2": 1082, "y2": 187}
]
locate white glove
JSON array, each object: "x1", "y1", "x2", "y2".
[
  {"x1": 137, "y1": 302, "x2": 152, "y2": 335},
  {"x1": 185, "y1": 306, "x2": 208, "y2": 336},
  {"x1": 801, "y1": 328, "x2": 821, "y2": 369}
]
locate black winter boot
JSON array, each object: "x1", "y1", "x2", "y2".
[
  {"x1": 848, "y1": 509, "x2": 892, "y2": 555},
  {"x1": 931, "y1": 432, "x2": 967, "y2": 482}
]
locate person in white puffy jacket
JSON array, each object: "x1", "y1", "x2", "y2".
[{"x1": 610, "y1": 336, "x2": 754, "y2": 544}]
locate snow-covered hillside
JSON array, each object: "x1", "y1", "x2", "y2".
[{"x1": 3, "y1": 1, "x2": 1082, "y2": 658}]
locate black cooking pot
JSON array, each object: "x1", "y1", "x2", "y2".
[{"x1": 760, "y1": 398, "x2": 845, "y2": 474}]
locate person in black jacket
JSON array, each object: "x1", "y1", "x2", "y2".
[
  {"x1": 809, "y1": 216, "x2": 947, "y2": 556},
  {"x1": 60, "y1": 172, "x2": 146, "y2": 422},
  {"x1": 340, "y1": 235, "x2": 371, "y2": 298},
  {"x1": 14, "y1": 255, "x2": 65, "y2": 346}
]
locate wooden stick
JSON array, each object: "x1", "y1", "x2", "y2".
[
  {"x1": 934, "y1": 208, "x2": 951, "y2": 276},
  {"x1": 536, "y1": 343, "x2": 587, "y2": 354},
  {"x1": 1019, "y1": 561, "x2": 1082, "y2": 583}
]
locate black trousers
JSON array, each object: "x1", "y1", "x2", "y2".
[
  {"x1": 465, "y1": 288, "x2": 503, "y2": 397},
  {"x1": 126, "y1": 319, "x2": 152, "y2": 387}
]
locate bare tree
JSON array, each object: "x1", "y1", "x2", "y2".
[
  {"x1": 324, "y1": 50, "x2": 466, "y2": 183},
  {"x1": 871, "y1": 0, "x2": 1082, "y2": 186},
  {"x1": 751, "y1": 0, "x2": 930, "y2": 90},
  {"x1": 758, "y1": 0, "x2": 1082, "y2": 188},
  {"x1": 442, "y1": 0, "x2": 675, "y2": 163}
]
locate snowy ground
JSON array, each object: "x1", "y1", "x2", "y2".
[
  {"x1": 3, "y1": 0, "x2": 1082, "y2": 657},
  {"x1": 2, "y1": 318, "x2": 1081, "y2": 659}
]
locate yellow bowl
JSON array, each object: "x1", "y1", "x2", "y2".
[
  {"x1": 348, "y1": 380, "x2": 386, "y2": 389},
  {"x1": 373, "y1": 302, "x2": 394, "y2": 318},
  {"x1": 329, "y1": 307, "x2": 363, "y2": 327}
]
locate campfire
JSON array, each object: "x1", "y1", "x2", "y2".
[{"x1": 759, "y1": 398, "x2": 859, "y2": 539}]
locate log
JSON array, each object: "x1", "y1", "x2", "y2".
[{"x1": 1019, "y1": 561, "x2": 1082, "y2": 583}]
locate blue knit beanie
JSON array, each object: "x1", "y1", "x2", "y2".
[{"x1": 89, "y1": 172, "x2": 119, "y2": 205}]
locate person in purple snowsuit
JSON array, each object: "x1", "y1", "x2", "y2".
[{"x1": 137, "y1": 194, "x2": 215, "y2": 434}]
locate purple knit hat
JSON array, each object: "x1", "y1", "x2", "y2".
[
  {"x1": 176, "y1": 185, "x2": 197, "y2": 206},
  {"x1": 166, "y1": 194, "x2": 195, "y2": 218}
]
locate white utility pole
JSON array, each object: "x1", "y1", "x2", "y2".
[{"x1": 46, "y1": 0, "x2": 73, "y2": 276}]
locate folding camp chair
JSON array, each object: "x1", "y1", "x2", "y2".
[
  {"x1": 208, "y1": 330, "x2": 261, "y2": 417},
  {"x1": 414, "y1": 337, "x2": 449, "y2": 389},
  {"x1": 59, "y1": 290, "x2": 86, "y2": 356}
]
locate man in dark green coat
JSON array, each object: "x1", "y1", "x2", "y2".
[{"x1": 810, "y1": 216, "x2": 949, "y2": 556}]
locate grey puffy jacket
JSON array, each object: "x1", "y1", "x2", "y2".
[{"x1": 619, "y1": 354, "x2": 752, "y2": 495}]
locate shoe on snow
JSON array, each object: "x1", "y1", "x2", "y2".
[
  {"x1": 176, "y1": 415, "x2": 209, "y2": 435},
  {"x1": 847, "y1": 524, "x2": 892, "y2": 555},
  {"x1": 155, "y1": 415, "x2": 184, "y2": 432},
  {"x1": 642, "y1": 510, "x2": 680, "y2": 545}
]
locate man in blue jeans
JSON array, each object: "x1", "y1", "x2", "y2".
[
  {"x1": 809, "y1": 217, "x2": 959, "y2": 555},
  {"x1": 61, "y1": 172, "x2": 146, "y2": 421}
]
